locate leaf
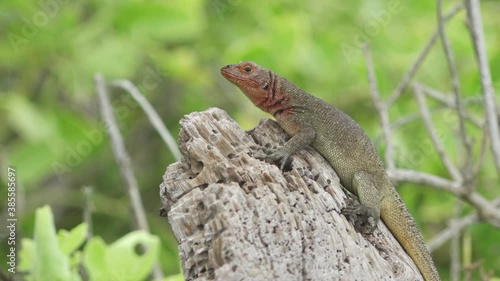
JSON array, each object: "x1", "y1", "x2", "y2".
[
  {"x1": 108, "y1": 231, "x2": 160, "y2": 280},
  {"x1": 58, "y1": 223, "x2": 88, "y2": 255},
  {"x1": 18, "y1": 238, "x2": 34, "y2": 271},
  {"x1": 32, "y1": 206, "x2": 71, "y2": 281},
  {"x1": 84, "y1": 230, "x2": 160, "y2": 281},
  {"x1": 83, "y1": 237, "x2": 108, "y2": 281}
]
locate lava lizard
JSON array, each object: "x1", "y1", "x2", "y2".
[{"x1": 221, "y1": 61, "x2": 440, "y2": 281}]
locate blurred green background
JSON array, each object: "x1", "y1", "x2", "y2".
[{"x1": 1, "y1": 0, "x2": 499, "y2": 279}]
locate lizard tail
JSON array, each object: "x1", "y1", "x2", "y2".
[{"x1": 380, "y1": 189, "x2": 440, "y2": 281}]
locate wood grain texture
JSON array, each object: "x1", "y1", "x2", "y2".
[{"x1": 160, "y1": 108, "x2": 423, "y2": 281}]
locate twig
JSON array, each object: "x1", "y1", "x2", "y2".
[
  {"x1": 428, "y1": 198, "x2": 500, "y2": 252},
  {"x1": 420, "y1": 84, "x2": 483, "y2": 128},
  {"x1": 388, "y1": 169, "x2": 500, "y2": 227},
  {"x1": 381, "y1": 95, "x2": 483, "y2": 138},
  {"x1": 437, "y1": 0, "x2": 473, "y2": 192},
  {"x1": 465, "y1": 0, "x2": 500, "y2": 176},
  {"x1": 110, "y1": 80, "x2": 182, "y2": 161},
  {"x1": 95, "y1": 74, "x2": 150, "y2": 232},
  {"x1": 82, "y1": 186, "x2": 94, "y2": 240},
  {"x1": 388, "y1": 168, "x2": 460, "y2": 192},
  {"x1": 413, "y1": 84, "x2": 462, "y2": 182},
  {"x1": 450, "y1": 199, "x2": 463, "y2": 281},
  {"x1": 479, "y1": 265, "x2": 494, "y2": 281},
  {"x1": 95, "y1": 74, "x2": 164, "y2": 279},
  {"x1": 362, "y1": 45, "x2": 395, "y2": 170},
  {"x1": 473, "y1": 125, "x2": 489, "y2": 178},
  {"x1": 387, "y1": 3, "x2": 464, "y2": 107}
]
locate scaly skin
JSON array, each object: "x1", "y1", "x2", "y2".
[{"x1": 221, "y1": 61, "x2": 440, "y2": 281}]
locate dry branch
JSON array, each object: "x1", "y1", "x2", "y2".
[
  {"x1": 363, "y1": 46, "x2": 395, "y2": 170},
  {"x1": 95, "y1": 74, "x2": 164, "y2": 279},
  {"x1": 95, "y1": 74, "x2": 150, "y2": 232},
  {"x1": 413, "y1": 84, "x2": 462, "y2": 182},
  {"x1": 388, "y1": 169, "x2": 500, "y2": 227},
  {"x1": 110, "y1": 80, "x2": 182, "y2": 161},
  {"x1": 386, "y1": 3, "x2": 463, "y2": 107},
  {"x1": 160, "y1": 108, "x2": 425, "y2": 281},
  {"x1": 428, "y1": 198, "x2": 500, "y2": 252},
  {"x1": 465, "y1": 0, "x2": 500, "y2": 176}
]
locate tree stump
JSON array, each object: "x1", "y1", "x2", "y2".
[{"x1": 159, "y1": 108, "x2": 423, "y2": 281}]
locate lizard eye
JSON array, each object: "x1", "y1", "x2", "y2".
[
  {"x1": 262, "y1": 83, "x2": 269, "y2": 90},
  {"x1": 243, "y1": 66, "x2": 252, "y2": 73}
]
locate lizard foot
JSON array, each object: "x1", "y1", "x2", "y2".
[
  {"x1": 255, "y1": 149, "x2": 293, "y2": 171},
  {"x1": 341, "y1": 199, "x2": 378, "y2": 234}
]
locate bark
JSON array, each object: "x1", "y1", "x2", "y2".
[{"x1": 160, "y1": 108, "x2": 423, "y2": 281}]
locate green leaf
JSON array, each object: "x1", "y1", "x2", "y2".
[
  {"x1": 18, "y1": 238, "x2": 34, "y2": 272},
  {"x1": 108, "y1": 231, "x2": 160, "y2": 280},
  {"x1": 58, "y1": 223, "x2": 88, "y2": 255},
  {"x1": 84, "y1": 230, "x2": 160, "y2": 281},
  {"x1": 32, "y1": 206, "x2": 71, "y2": 281},
  {"x1": 83, "y1": 237, "x2": 108, "y2": 281}
]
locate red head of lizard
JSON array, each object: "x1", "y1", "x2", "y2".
[{"x1": 221, "y1": 61, "x2": 290, "y2": 116}]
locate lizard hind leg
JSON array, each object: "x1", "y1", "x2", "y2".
[{"x1": 342, "y1": 170, "x2": 382, "y2": 234}]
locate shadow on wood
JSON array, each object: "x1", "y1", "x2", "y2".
[{"x1": 159, "y1": 108, "x2": 423, "y2": 281}]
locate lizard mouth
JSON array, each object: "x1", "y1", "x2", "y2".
[{"x1": 220, "y1": 69, "x2": 260, "y2": 88}]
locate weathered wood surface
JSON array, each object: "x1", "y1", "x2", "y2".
[{"x1": 160, "y1": 108, "x2": 423, "y2": 281}]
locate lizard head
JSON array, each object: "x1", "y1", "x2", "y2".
[{"x1": 221, "y1": 61, "x2": 277, "y2": 113}]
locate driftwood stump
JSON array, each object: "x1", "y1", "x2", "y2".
[{"x1": 160, "y1": 108, "x2": 423, "y2": 281}]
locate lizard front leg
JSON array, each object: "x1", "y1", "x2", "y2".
[
  {"x1": 258, "y1": 126, "x2": 316, "y2": 170},
  {"x1": 342, "y1": 170, "x2": 382, "y2": 234}
]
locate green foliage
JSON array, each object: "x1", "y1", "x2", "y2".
[
  {"x1": 19, "y1": 206, "x2": 82, "y2": 281},
  {"x1": 19, "y1": 206, "x2": 178, "y2": 281},
  {"x1": 84, "y1": 231, "x2": 159, "y2": 281}
]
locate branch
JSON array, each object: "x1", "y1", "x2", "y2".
[
  {"x1": 473, "y1": 125, "x2": 489, "y2": 177},
  {"x1": 450, "y1": 200, "x2": 462, "y2": 281},
  {"x1": 428, "y1": 198, "x2": 500, "y2": 252},
  {"x1": 388, "y1": 169, "x2": 460, "y2": 192},
  {"x1": 362, "y1": 45, "x2": 395, "y2": 170},
  {"x1": 413, "y1": 84, "x2": 462, "y2": 182},
  {"x1": 436, "y1": 0, "x2": 473, "y2": 189},
  {"x1": 95, "y1": 74, "x2": 164, "y2": 279},
  {"x1": 82, "y1": 186, "x2": 94, "y2": 240},
  {"x1": 382, "y1": 94, "x2": 483, "y2": 138},
  {"x1": 95, "y1": 74, "x2": 150, "y2": 232},
  {"x1": 387, "y1": 3, "x2": 464, "y2": 107},
  {"x1": 464, "y1": 0, "x2": 500, "y2": 176},
  {"x1": 419, "y1": 84, "x2": 483, "y2": 128},
  {"x1": 110, "y1": 80, "x2": 182, "y2": 161},
  {"x1": 388, "y1": 169, "x2": 500, "y2": 227}
]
